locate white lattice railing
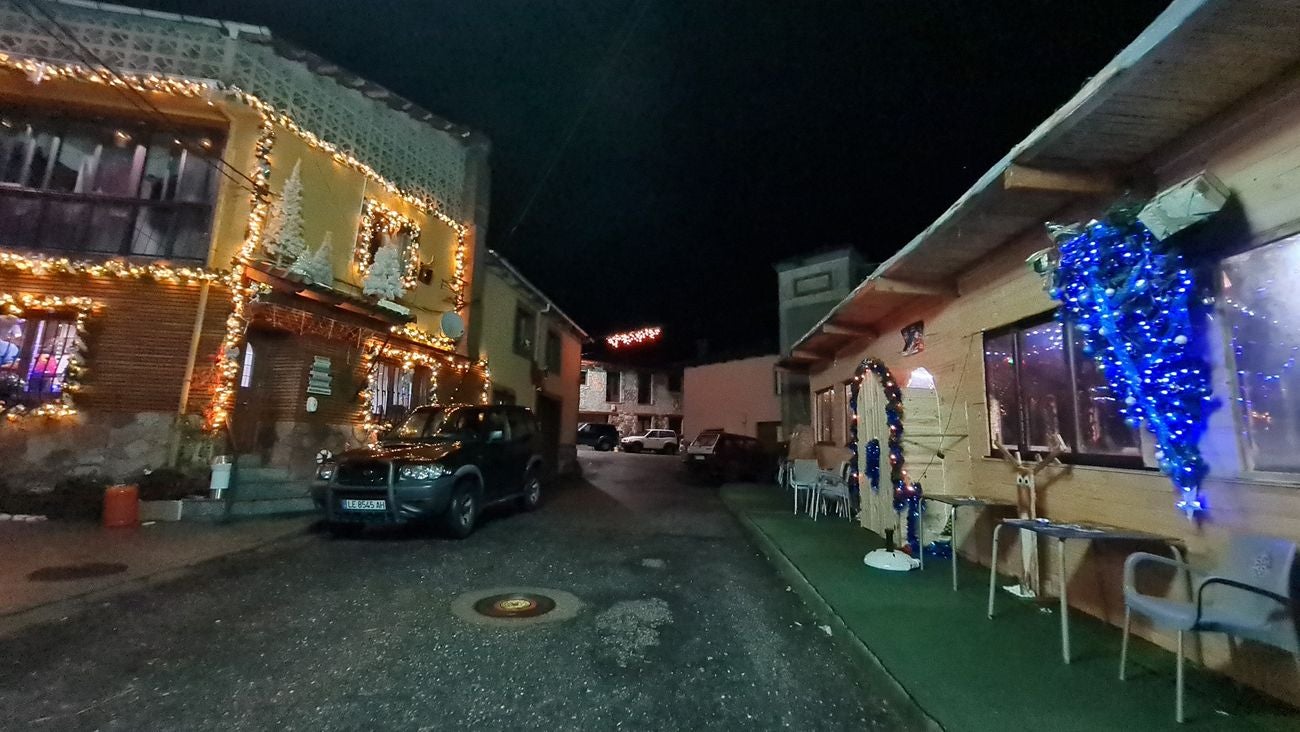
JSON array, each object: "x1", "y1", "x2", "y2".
[{"x1": 0, "y1": 0, "x2": 471, "y2": 221}]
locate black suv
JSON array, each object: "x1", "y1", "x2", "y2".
[
  {"x1": 313, "y1": 404, "x2": 544, "y2": 538},
  {"x1": 576, "y1": 422, "x2": 619, "y2": 451}
]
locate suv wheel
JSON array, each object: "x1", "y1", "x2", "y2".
[
  {"x1": 625, "y1": 442, "x2": 642, "y2": 453},
  {"x1": 660, "y1": 443, "x2": 677, "y2": 455},
  {"x1": 441, "y1": 480, "x2": 479, "y2": 539},
  {"x1": 598, "y1": 438, "x2": 614, "y2": 452},
  {"x1": 519, "y1": 469, "x2": 542, "y2": 511}
]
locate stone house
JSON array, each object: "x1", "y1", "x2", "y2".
[
  {"x1": 0, "y1": 0, "x2": 488, "y2": 504},
  {"x1": 578, "y1": 360, "x2": 682, "y2": 437}
]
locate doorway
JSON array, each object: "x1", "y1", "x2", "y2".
[
  {"x1": 534, "y1": 394, "x2": 561, "y2": 479},
  {"x1": 232, "y1": 330, "x2": 279, "y2": 461}
]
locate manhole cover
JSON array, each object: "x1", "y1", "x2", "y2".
[
  {"x1": 451, "y1": 587, "x2": 582, "y2": 628},
  {"x1": 473, "y1": 592, "x2": 557, "y2": 618},
  {"x1": 28, "y1": 563, "x2": 128, "y2": 582}
]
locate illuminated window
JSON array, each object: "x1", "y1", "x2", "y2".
[
  {"x1": 239, "y1": 343, "x2": 255, "y2": 389},
  {"x1": 814, "y1": 387, "x2": 834, "y2": 444},
  {"x1": 984, "y1": 313, "x2": 1140, "y2": 464},
  {"x1": 0, "y1": 313, "x2": 78, "y2": 409},
  {"x1": 1221, "y1": 234, "x2": 1300, "y2": 473},
  {"x1": 368, "y1": 361, "x2": 413, "y2": 421},
  {"x1": 0, "y1": 108, "x2": 222, "y2": 261},
  {"x1": 514, "y1": 307, "x2": 535, "y2": 358}
]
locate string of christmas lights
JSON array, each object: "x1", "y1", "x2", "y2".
[
  {"x1": 1, "y1": 292, "x2": 97, "y2": 423},
  {"x1": 1049, "y1": 214, "x2": 1214, "y2": 517},
  {"x1": 848, "y1": 358, "x2": 924, "y2": 554},
  {"x1": 355, "y1": 198, "x2": 423, "y2": 287},
  {"x1": 605, "y1": 326, "x2": 662, "y2": 349}
]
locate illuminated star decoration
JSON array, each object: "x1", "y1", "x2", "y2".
[
  {"x1": 1049, "y1": 213, "x2": 1214, "y2": 518},
  {"x1": 605, "y1": 326, "x2": 662, "y2": 349}
]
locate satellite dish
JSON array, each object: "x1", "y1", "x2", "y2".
[{"x1": 440, "y1": 311, "x2": 465, "y2": 340}]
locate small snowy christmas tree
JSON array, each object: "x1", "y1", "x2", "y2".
[
  {"x1": 363, "y1": 242, "x2": 406, "y2": 300},
  {"x1": 291, "y1": 232, "x2": 335, "y2": 287},
  {"x1": 272, "y1": 160, "x2": 306, "y2": 267},
  {"x1": 259, "y1": 199, "x2": 283, "y2": 262}
]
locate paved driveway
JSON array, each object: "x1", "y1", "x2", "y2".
[{"x1": 0, "y1": 449, "x2": 906, "y2": 730}]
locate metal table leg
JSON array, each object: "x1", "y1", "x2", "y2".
[
  {"x1": 951, "y1": 506, "x2": 959, "y2": 591},
  {"x1": 1058, "y1": 538, "x2": 1071, "y2": 664},
  {"x1": 918, "y1": 499, "x2": 925, "y2": 570},
  {"x1": 987, "y1": 522, "x2": 1005, "y2": 618}
]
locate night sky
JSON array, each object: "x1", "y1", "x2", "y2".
[{"x1": 136, "y1": 0, "x2": 1170, "y2": 360}]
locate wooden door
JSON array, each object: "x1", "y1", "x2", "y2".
[{"x1": 232, "y1": 332, "x2": 274, "y2": 458}]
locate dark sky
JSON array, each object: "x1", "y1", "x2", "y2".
[{"x1": 138, "y1": 0, "x2": 1170, "y2": 359}]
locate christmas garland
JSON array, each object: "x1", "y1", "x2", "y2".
[{"x1": 1049, "y1": 212, "x2": 1213, "y2": 517}]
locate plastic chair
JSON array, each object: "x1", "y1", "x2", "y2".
[
  {"x1": 1120, "y1": 535, "x2": 1298, "y2": 722},
  {"x1": 788, "y1": 459, "x2": 820, "y2": 516},
  {"x1": 812, "y1": 461, "x2": 853, "y2": 522}
]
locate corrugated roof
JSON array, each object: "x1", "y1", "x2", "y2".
[{"x1": 783, "y1": 0, "x2": 1300, "y2": 367}]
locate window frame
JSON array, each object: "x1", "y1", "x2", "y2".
[
  {"x1": 0, "y1": 311, "x2": 80, "y2": 409},
  {"x1": 814, "y1": 386, "x2": 835, "y2": 445},
  {"x1": 636, "y1": 370, "x2": 653, "y2": 405},
  {"x1": 983, "y1": 310, "x2": 1147, "y2": 469},
  {"x1": 0, "y1": 107, "x2": 224, "y2": 262},
  {"x1": 605, "y1": 370, "x2": 622, "y2": 403},
  {"x1": 513, "y1": 306, "x2": 536, "y2": 359},
  {"x1": 544, "y1": 328, "x2": 562, "y2": 373}
]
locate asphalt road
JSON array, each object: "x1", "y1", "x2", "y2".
[{"x1": 0, "y1": 449, "x2": 906, "y2": 731}]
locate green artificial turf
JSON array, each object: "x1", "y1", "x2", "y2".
[{"x1": 721, "y1": 485, "x2": 1296, "y2": 732}]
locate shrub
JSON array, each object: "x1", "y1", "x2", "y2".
[{"x1": 135, "y1": 468, "x2": 207, "y2": 502}]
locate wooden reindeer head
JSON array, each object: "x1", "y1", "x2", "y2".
[{"x1": 993, "y1": 433, "x2": 1067, "y2": 518}]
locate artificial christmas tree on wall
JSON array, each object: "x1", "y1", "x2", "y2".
[
  {"x1": 291, "y1": 232, "x2": 335, "y2": 287},
  {"x1": 268, "y1": 160, "x2": 306, "y2": 267},
  {"x1": 363, "y1": 242, "x2": 406, "y2": 301}
]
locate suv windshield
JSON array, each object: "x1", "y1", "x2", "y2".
[
  {"x1": 693, "y1": 431, "x2": 720, "y2": 448},
  {"x1": 387, "y1": 406, "x2": 481, "y2": 441}
]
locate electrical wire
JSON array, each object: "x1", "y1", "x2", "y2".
[{"x1": 502, "y1": 0, "x2": 653, "y2": 246}]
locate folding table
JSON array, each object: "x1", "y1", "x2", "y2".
[{"x1": 920, "y1": 494, "x2": 1018, "y2": 589}]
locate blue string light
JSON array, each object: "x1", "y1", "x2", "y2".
[
  {"x1": 1049, "y1": 215, "x2": 1214, "y2": 517},
  {"x1": 865, "y1": 438, "x2": 881, "y2": 493}
]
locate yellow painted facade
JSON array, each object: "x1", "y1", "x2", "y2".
[{"x1": 0, "y1": 68, "x2": 476, "y2": 353}]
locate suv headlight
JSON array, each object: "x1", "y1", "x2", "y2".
[
  {"x1": 316, "y1": 463, "x2": 336, "y2": 481},
  {"x1": 398, "y1": 463, "x2": 449, "y2": 482}
]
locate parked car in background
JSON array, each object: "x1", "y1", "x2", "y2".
[
  {"x1": 577, "y1": 422, "x2": 620, "y2": 451},
  {"x1": 683, "y1": 429, "x2": 767, "y2": 483},
  {"x1": 620, "y1": 429, "x2": 679, "y2": 454},
  {"x1": 313, "y1": 404, "x2": 544, "y2": 538}
]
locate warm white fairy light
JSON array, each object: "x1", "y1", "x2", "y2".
[
  {"x1": 605, "y1": 326, "x2": 662, "y2": 349},
  {"x1": 0, "y1": 293, "x2": 97, "y2": 423}
]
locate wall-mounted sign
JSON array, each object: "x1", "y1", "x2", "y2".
[
  {"x1": 901, "y1": 321, "x2": 925, "y2": 357},
  {"x1": 307, "y1": 356, "x2": 333, "y2": 396}
]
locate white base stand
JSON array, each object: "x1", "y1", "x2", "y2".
[
  {"x1": 864, "y1": 549, "x2": 921, "y2": 572},
  {"x1": 1002, "y1": 583, "x2": 1038, "y2": 599}
]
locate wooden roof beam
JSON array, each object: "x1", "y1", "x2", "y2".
[
  {"x1": 790, "y1": 349, "x2": 824, "y2": 361},
  {"x1": 872, "y1": 277, "x2": 956, "y2": 297},
  {"x1": 1002, "y1": 164, "x2": 1119, "y2": 195},
  {"x1": 822, "y1": 323, "x2": 877, "y2": 339}
]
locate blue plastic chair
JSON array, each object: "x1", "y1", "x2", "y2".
[{"x1": 1120, "y1": 535, "x2": 1298, "y2": 722}]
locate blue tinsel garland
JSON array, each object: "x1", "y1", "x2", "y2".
[{"x1": 1049, "y1": 216, "x2": 1213, "y2": 517}]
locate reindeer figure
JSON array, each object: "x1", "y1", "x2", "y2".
[{"x1": 993, "y1": 433, "x2": 1066, "y2": 598}]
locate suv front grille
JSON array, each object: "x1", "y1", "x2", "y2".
[{"x1": 336, "y1": 460, "x2": 390, "y2": 486}]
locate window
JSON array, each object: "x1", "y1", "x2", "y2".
[
  {"x1": 814, "y1": 387, "x2": 834, "y2": 443},
  {"x1": 637, "y1": 371, "x2": 653, "y2": 405},
  {"x1": 544, "y1": 329, "x2": 562, "y2": 372},
  {"x1": 984, "y1": 313, "x2": 1141, "y2": 465},
  {"x1": 507, "y1": 409, "x2": 536, "y2": 440},
  {"x1": 368, "y1": 361, "x2": 413, "y2": 421},
  {"x1": 0, "y1": 108, "x2": 222, "y2": 261},
  {"x1": 0, "y1": 312, "x2": 79, "y2": 410},
  {"x1": 794, "y1": 272, "x2": 833, "y2": 296},
  {"x1": 843, "y1": 381, "x2": 855, "y2": 441},
  {"x1": 492, "y1": 387, "x2": 517, "y2": 406},
  {"x1": 1221, "y1": 235, "x2": 1300, "y2": 473},
  {"x1": 666, "y1": 370, "x2": 682, "y2": 392},
  {"x1": 514, "y1": 306, "x2": 535, "y2": 358},
  {"x1": 580, "y1": 369, "x2": 588, "y2": 385}
]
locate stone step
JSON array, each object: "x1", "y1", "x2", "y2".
[
  {"x1": 229, "y1": 481, "x2": 314, "y2": 502},
  {"x1": 226, "y1": 496, "x2": 317, "y2": 517},
  {"x1": 233, "y1": 466, "x2": 294, "y2": 484}
]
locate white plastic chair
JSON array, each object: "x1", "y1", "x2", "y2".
[
  {"x1": 812, "y1": 461, "x2": 853, "y2": 522},
  {"x1": 788, "y1": 459, "x2": 820, "y2": 516},
  {"x1": 1121, "y1": 535, "x2": 1298, "y2": 722}
]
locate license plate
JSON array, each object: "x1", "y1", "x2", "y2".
[
  {"x1": 341, "y1": 499, "x2": 387, "y2": 511},
  {"x1": 693, "y1": 455, "x2": 706, "y2": 461}
]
